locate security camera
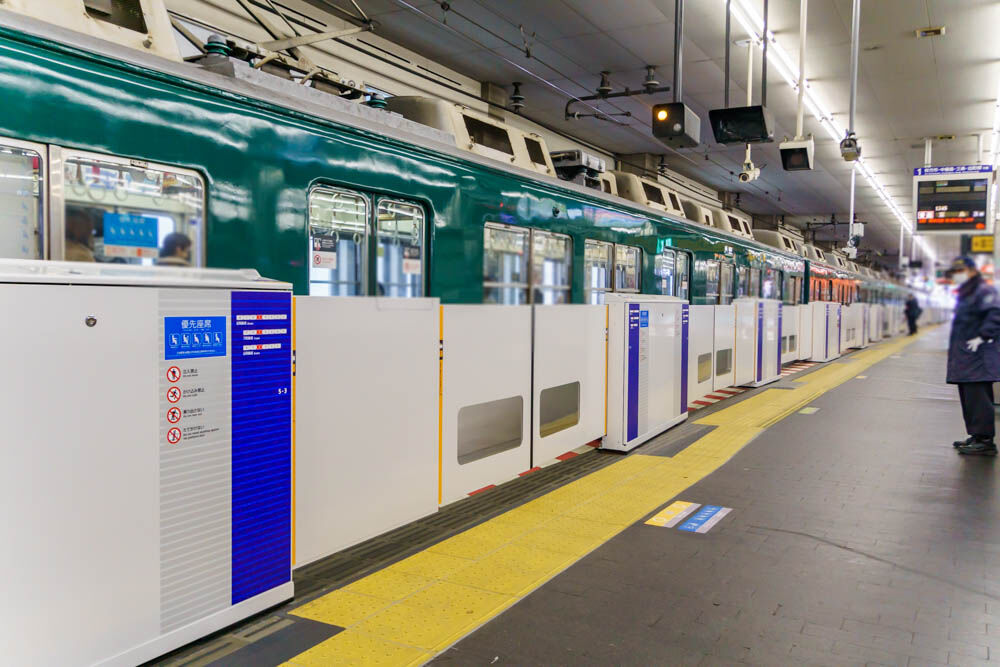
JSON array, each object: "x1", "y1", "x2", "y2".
[
  {"x1": 739, "y1": 161, "x2": 761, "y2": 183},
  {"x1": 840, "y1": 132, "x2": 861, "y2": 161},
  {"x1": 841, "y1": 246, "x2": 858, "y2": 259},
  {"x1": 779, "y1": 136, "x2": 814, "y2": 171}
]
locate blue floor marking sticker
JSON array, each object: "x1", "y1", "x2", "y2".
[{"x1": 677, "y1": 505, "x2": 732, "y2": 534}]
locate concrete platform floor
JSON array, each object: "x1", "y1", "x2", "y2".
[{"x1": 435, "y1": 327, "x2": 1000, "y2": 666}]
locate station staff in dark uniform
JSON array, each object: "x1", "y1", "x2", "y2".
[{"x1": 948, "y1": 257, "x2": 1000, "y2": 455}]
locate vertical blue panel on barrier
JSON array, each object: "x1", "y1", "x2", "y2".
[
  {"x1": 627, "y1": 303, "x2": 640, "y2": 441},
  {"x1": 230, "y1": 291, "x2": 292, "y2": 604},
  {"x1": 756, "y1": 302, "x2": 764, "y2": 382},
  {"x1": 680, "y1": 304, "x2": 689, "y2": 413},
  {"x1": 777, "y1": 303, "x2": 783, "y2": 375}
]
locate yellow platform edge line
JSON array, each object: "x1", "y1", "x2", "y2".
[{"x1": 285, "y1": 329, "x2": 930, "y2": 666}]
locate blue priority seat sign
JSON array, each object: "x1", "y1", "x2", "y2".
[{"x1": 165, "y1": 316, "x2": 227, "y2": 359}]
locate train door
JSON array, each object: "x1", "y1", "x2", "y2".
[{"x1": 0, "y1": 136, "x2": 45, "y2": 260}]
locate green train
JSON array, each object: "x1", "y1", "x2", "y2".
[{"x1": 0, "y1": 9, "x2": 901, "y2": 321}]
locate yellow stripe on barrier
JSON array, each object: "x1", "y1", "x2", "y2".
[{"x1": 284, "y1": 329, "x2": 929, "y2": 667}]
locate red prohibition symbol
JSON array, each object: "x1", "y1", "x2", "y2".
[
  {"x1": 166, "y1": 386, "x2": 182, "y2": 404},
  {"x1": 166, "y1": 407, "x2": 182, "y2": 424},
  {"x1": 166, "y1": 366, "x2": 182, "y2": 382},
  {"x1": 166, "y1": 427, "x2": 182, "y2": 444}
]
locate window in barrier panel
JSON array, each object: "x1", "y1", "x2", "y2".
[
  {"x1": 531, "y1": 229, "x2": 571, "y2": 304},
  {"x1": 483, "y1": 223, "x2": 529, "y2": 304},
  {"x1": 457, "y1": 396, "x2": 523, "y2": 464},
  {"x1": 584, "y1": 239, "x2": 612, "y2": 304},
  {"x1": 376, "y1": 199, "x2": 424, "y2": 297},
  {"x1": 62, "y1": 152, "x2": 204, "y2": 266},
  {"x1": 698, "y1": 352, "x2": 712, "y2": 383},
  {"x1": 539, "y1": 381, "x2": 581, "y2": 438},
  {"x1": 0, "y1": 140, "x2": 44, "y2": 259},
  {"x1": 716, "y1": 348, "x2": 733, "y2": 376},
  {"x1": 614, "y1": 244, "x2": 641, "y2": 293},
  {"x1": 308, "y1": 188, "x2": 368, "y2": 295}
]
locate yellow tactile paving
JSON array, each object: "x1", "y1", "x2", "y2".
[{"x1": 287, "y1": 330, "x2": 928, "y2": 665}]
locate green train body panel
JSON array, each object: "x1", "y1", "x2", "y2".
[{"x1": 0, "y1": 24, "x2": 890, "y2": 306}]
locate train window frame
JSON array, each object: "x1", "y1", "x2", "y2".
[
  {"x1": 584, "y1": 239, "x2": 613, "y2": 304},
  {"x1": 375, "y1": 198, "x2": 425, "y2": 298},
  {"x1": 530, "y1": 228, "x2": 572, "y2": 304},
  {"x1": 702, "y1": 259, "x2": 721, "y2": 303},
  {"x1": 0, "y1": 135, "x2": 47, "y2": 260},
  {"x1": 668, "y1": 192, "x2": 681, "y2": 211},
  {"x1": 463, "y1": 115, "x2": 514, "y2": 156},
  {"x1": 483, "y1": 222, "x2": 531, "y2": 304},
  {"x1": 50, "y1": 146, "x2": 206, "y2": 267},
  {"x1": 307, "y1": 186, "x2": 370, "y2": 296},
  {"x1": 719, "y1": 261, "x2": 734, "y2": 305},
  {"x1": 676, "y1": 251, "x2": 691, "y2": 300},
  {"x1": 655, "y1": 246, "x2": 677, "y2": 296},
  {"x1": 613, "y1": 244, "x2": 641, "y2": 293}
]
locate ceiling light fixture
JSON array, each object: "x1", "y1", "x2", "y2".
[{"x1": 725, "y1": 0, "x2": 935, "y2": 261}]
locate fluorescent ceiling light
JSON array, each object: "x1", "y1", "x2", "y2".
[{"x1": 726, "y1": 0, "x2": 936, "y2": 261}]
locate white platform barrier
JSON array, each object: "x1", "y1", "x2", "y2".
[
  {"x1": 869, "y1": 304, "x2": 884, "y2": 342},
  {"x1": 713, "y1": 305, "x2": 736, "y2": 391},
  {"x1": 294, "y1": 297, "x2": 439, "y2": 566},
  {"x1": 842, "y1": 303, "x2": 865, "y2": 349},
  {"x1": 734, "y1": 298, "x2": 756, "y2": 385},
  {"x1": 809, "y1": 302, "x2": 842, "y2": 362},
  {"x1": 798, "y1": 302, "x2": 814, "y2": 360},
  {"x1": 604, "y1": 296, "x2": 687, "y2": 452},
  {"x1": 441, "y1": 305, "x2": 532, "y2": 504},
  {"x1": 781, "y1": 304, "x2": 802, "y2": 364},
  {"x1": 532, "y1": 305, "x2": 606, "y2": 464},
  {"x1": 736, "y1": 298, "x2": 782, "y2": 387},
  {"x1": 687, "y1": 304, "x2": 715, "y2": 403}
]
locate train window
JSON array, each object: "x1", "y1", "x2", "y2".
[
  {"x1": 457, "y1": 395, "x2": 523, "y2": 464},
  {"x1": 483, "y1": 223, "x2": 529, "y2": 304},
  {"x1": 463, "y1": 116, "x2": 514, "y2": 156},
  {"x1": 736, "y1": 266, "x2": 749, "y2": 297},
  {"x1": 642, "y1": 183, "x2": 666, "y2": 206},
  {"x1": 762, "y1": 268, "x2": 779, "y2": 299},
  {"x1": 702, "y1": 260, "x2": 720, "y2": 303},
  {"x1": 584, "y1": 239, "x2": 612, "y2": 304},
  {"x1": 613, "y1": 245, "x2": 641, "y2": 293},
  {"x1": 749, "y1": 268, "x2": 761, "y2": 297},
  {"x1": 59, "y1": 151, "x2": 204, "y2": 267},
  {"x1": 84, "y1": 0, "x2": 148, "y2": 34},
  {"x1": 531, "y1": 230, "x2": 571, "y2": 304},
  {"x1": 308, "y1": 188, "x2": 368, "y2": 296},
  {"x1": 0, "y1": 138, "x2": 45, "y2": 260},
  {"x1": 719, "y1": 262, "x2": 734, "y2": 305},
  {"x1": 676, "y1": 251, "x2": 690, "y2": 300},
  {"x1": 656, "y1": 247, "x2": 676, "y2": 296},
  {"x1": 524, "y1": 138, "x2": 547, "y2": 166},
  {"x1": 376, "y1": 199, "x2": 424, "y2": 297}
]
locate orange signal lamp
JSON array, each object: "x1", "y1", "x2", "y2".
[{"x1": 656, "y1": 109, "x2": 668, "y2": 121}]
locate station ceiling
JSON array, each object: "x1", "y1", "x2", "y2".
[{"x1": 310, "y1": 0, "x2": 999, "y2": 267}]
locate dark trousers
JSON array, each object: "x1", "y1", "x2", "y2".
[
  {"x1": 958, "y1": 381, "x2": 996, "y2": 439},
  {"x1": 906, "y1": 315, "x2": 918, "y2": 335}
]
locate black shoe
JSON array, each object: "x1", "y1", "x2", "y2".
[
  {"x1": 954, "y1": 436, "x2": 975, "y2": 449},
  {"x1": 957, "y1": 439, "x2": 998, "y2": 456}
]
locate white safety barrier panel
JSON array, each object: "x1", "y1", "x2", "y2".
[
  {"x1": 532, "y1": 305, "x2": 606, "y2": 464},
  {"x1": 842, "y1": 303, "x2": 865, "y2": 349},
  {"x1": 736, "y1": 298, "x2": 782, "y2": 387},
  {"x1": 810, "y1": 302, "x2": 843, "y2": 362},
  {"x1": 441, "y1": 305, "x2": 532, "y2": 504},
  {"x1": 687, "y1": 304, "x2": 716, "y2": 403},
  {"x1": 713, "y1": 305, "x2": 736, "y2": 391},
  {"x1": 851, "y1": 303, "x2": 871, "y2": 349},
  {"x1": 0, "y1": 261, "x2": 294, "y2": 666},
  {"x1": 869, "y1": 304, "x2": 884, "y2": 342},
  {"x1": 294, "y1": 297, "x2": 438, "y2": 566},
  {"x1": 604, "y1": 295, "x2": 687, "y2": 452},
  {"x1": 734, "y1": 298, "x2": 757, "y2": 385},
  {"x1": 781, "y1": 304, "x2": 802, "y2": 365},
  {"x1": 798, "y1": 302, "x2": 814, "y2": 360}
]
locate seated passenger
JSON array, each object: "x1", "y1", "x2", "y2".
[
  {"x1": 64, "y1": 207, "x2": 95, "y2": 262},
  {"x1": 157, "y1": 232, "x2": 192, "y2": 267}
]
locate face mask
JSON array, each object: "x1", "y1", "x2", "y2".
[{"x1": 953, "y1": 271, "x2": 969, "y2": 286}]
